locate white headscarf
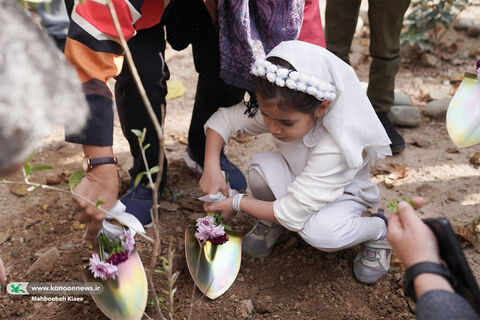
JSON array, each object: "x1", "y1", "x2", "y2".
[{"x1": 252, "y1": 40, "x2": 391, "y2": 168}]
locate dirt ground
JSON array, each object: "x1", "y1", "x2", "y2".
[{"x1": 2, "y1": 4, "x2": 480, "y2": 320}]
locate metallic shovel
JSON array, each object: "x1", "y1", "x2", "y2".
[
  {"x1": 185, "y1": 225, "x2": 242, "y2": 299},
  {"x1": 83, "y1": 250, "x2": 148, "y2": 320}
]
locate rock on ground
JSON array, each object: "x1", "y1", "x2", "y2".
[
  {"x1": 27, "y1": 247, "x2": 60, "y2": 274},
  {"x1": 394, "y1": 90, "x2": 412, "y2": 106},
  {"x1": 423, "y1": 98, "x2": 452, "y2": 119},
  {"x1": 390, "y1": 106, "x2": 421, "y2": 127}
]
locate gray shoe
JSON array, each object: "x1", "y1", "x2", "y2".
[
  {"x1": 353, "y1": 240, "x2": 392, "y2": 284},
  {"x1": 242, "y1": 220, "x2": 289, "y2": 258}
]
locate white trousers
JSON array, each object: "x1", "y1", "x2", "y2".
[{"x1": 248, "y1": 151, "x2": 386, "y2": 252}]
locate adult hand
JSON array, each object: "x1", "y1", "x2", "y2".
[
  {"x1": 387, "y1": 197, "x2": 442, "y2": 268},
  {"x1": 204, "y1": 197, "x2": 235, "y2": 220},
  {"x1": 74, "y1": 164, "x2": 118, "y2": 241},
  {"x1": 199, "y1": 168, "x2": 229, "y2": 197}
]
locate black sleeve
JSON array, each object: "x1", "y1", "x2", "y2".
[{"x1": 416, "y1": 290, "x2": 479, "y2": 320}]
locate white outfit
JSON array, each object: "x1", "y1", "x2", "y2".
[
  {"x1": 205, "y1": 104, "x2": 386, "y2": 251},
  {"x1": 205, "y1": 40, "x2": 392, "y2": 251}
]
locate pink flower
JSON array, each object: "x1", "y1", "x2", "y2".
[
  {"x1": 89, "y1": 253, "x2": 119, "y2": 281},
  {"x1": 120, "y1": 229, "x2": 135, "y2": 254},
  {"x1": 195, "y1": 215, "x2": 225, "y2": 242},
  {"x1": 476, "y1": 60, "x2": 480, "y2": 79}
]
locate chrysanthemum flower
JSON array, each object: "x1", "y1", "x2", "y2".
[
  {"x1": 195, "y1": 215, "x2": 225, "y2": 242},
  {"x1": 120, "y1": 229, "x2": 135, "y2": 254},
  {"x1": 89, "y1": 253, "x2": 119, "y2": 281}
]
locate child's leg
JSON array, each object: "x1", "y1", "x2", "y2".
[
  {"x1": 242, "y1": 151, "x2": 293, "y2": 258},
  {"x1": 298, "y1": 194, "x2": 386, "y2": 252}
]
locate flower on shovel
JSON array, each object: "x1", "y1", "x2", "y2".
[
  {"x1": 89, "y1": 229, "x2": 135, "y2": 280},
  {"x1": 195, "y1": 215, "x2": 229, "y2": 245}
]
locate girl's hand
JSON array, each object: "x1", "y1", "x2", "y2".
[
  {"x1": 205, "y1": 197, "x2": 235, "y2": 220},
  {"x1": 200, "y1": 168, "x2": 229, "y2": 196}
]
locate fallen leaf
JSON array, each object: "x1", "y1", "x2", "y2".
[
  {"x1": 9, "y1": 184, "x2": 28, "y2": 196},
  {"x1": 41, "y1": 204, "x2": 48, "y2": 211},
  {"x1": 445, "y1": 148, "x2": 459, "y2": 153},
  {"x1": 165, "y1": 79, "x2": 186, "y2": 100},
  {"x1": 470, "y1": 152, "x2": 480, "y2": 166},
  {"x1": 72, "y1": 221, "x2": 86, "y2": 230},
  {"x1": 385, "y1": 163, "x2": 408, "y2": 181},
  {"x1": 390, "y1": 253, "x2": 404, "y2": 269},
  {"x1": 0, "y1": 227, "x2": 11, "y2": 244},
  {"x1": 46, "y1": 172, "x2": 68, "y2": 185},
  {"x1": 455, "y1": 224, "x2": 480, "y2": 253},
  {"x1": 370, "y1": 166, "x2": 390, "y2": 176}
]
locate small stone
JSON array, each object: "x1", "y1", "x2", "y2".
[
  {"x1": 393, "y1": 90, "x2": 411, "y2": 106},
  {"x1": 236, "y1": 299, "x2": 254, "y2": 319},
  {"x1": 27, "y1": 247, "x2": 60, "y2": 274},
  {"x1": 411, "y1": 136, "x2": 432, "y2": 148},
  {"x1": 467, "y1": 24, "x2": 480, "y2": 38},
  {"x1": 389, "y1": 106, "x2": 421, "y2": 127},
  {"x1": 421, "y1": 53, "x2": 438, "y2": 67},
  {"x1": 453, "y1": 17, "x2": 474, "y2": 31},
  {"x1": 423, "y1": 98, "x2": 451, "y2": 119}
]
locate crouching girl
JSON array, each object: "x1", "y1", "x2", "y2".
[{"x1": 200, "y1": 40, "x2": 392, "y2": 284}]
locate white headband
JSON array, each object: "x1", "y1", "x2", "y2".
[{"x1": 250, "y1": 59, "x2": 337, "y2": 101}]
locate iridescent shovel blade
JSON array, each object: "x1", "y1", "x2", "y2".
[
  {"x1": 447, "y1": 72, "x2": 480, "y2": 147},
  {"x1": 83, "y1": 250, "x2": 148, "y2": 320},
  {"x1": 185, "y1": 225, "x2": 242, "y2": 299}
]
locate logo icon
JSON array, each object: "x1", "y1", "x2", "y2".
[{"x1": 7, "y1": 282, "x2": 29, "y2": 295}]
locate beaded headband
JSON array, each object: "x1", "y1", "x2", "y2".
[{"x1": 250, "y1": 59, "x2": 337, "y2": 101}]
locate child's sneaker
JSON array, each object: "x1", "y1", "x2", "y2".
[
  {"x1": 120, "y1": 183, "x2": 156, "y2": 228},
  {"x1": 242, "y1": 220, "x2": 289, "y2": 258},
  {"x1": 353, "y1": 239, "x2": 392, "y2": 284}
]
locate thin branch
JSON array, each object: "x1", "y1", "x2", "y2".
[
  {"x1": 105, "y1": 0, "x2": 168, "y2": 318},
  {"x1": 0, "y1": 180, "x2": 153, "y2": 242}
]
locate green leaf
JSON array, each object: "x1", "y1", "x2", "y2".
[
  {"x1": 131, "y1": 129, "x2": 143, "y2": 138},
  {"x1": 387, "y1": 198, "x2": 399, "y2": 213},
  {"x1": 149, "y1": 166, "x2": 159, "y2": 175},
  {"x1": 143, "y1": 143, "x2": 151, "y2": 152},
  {"x1": 25, "y1": 151, "x2": 36, "y2": 164},
  {"x1": 141, "y1": 128, "x2": 146, "y2": 143},
  {"x1": 96, "y1": 198, "x2": 105, "y2": 207},
  {"x1": 69, "y1": 169, "x2": 85, "y2": 190},
  {"x1": 32, "y1": 165, "x2": 53, "y2": 172},
  {"x1": 134, "y1": 172, "x2": 145, "y2": 188},
  {"x1": 23, "y1": 163, "x2": 32, "y2": 179}
]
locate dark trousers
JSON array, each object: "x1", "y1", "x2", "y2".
[
  {"x1": 325, "y1": 0, "x2": 410, "y2": 113},
  {"x1": 114, "y1": 1, "x2": 244, "y2": 186},
  {"x1": 115, "y1": 23, "x2": 169, "y2": 188}
]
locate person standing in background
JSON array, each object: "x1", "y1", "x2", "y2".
[{"x1": 325, "y1": 0, "x2": 410, "y2": 154}]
